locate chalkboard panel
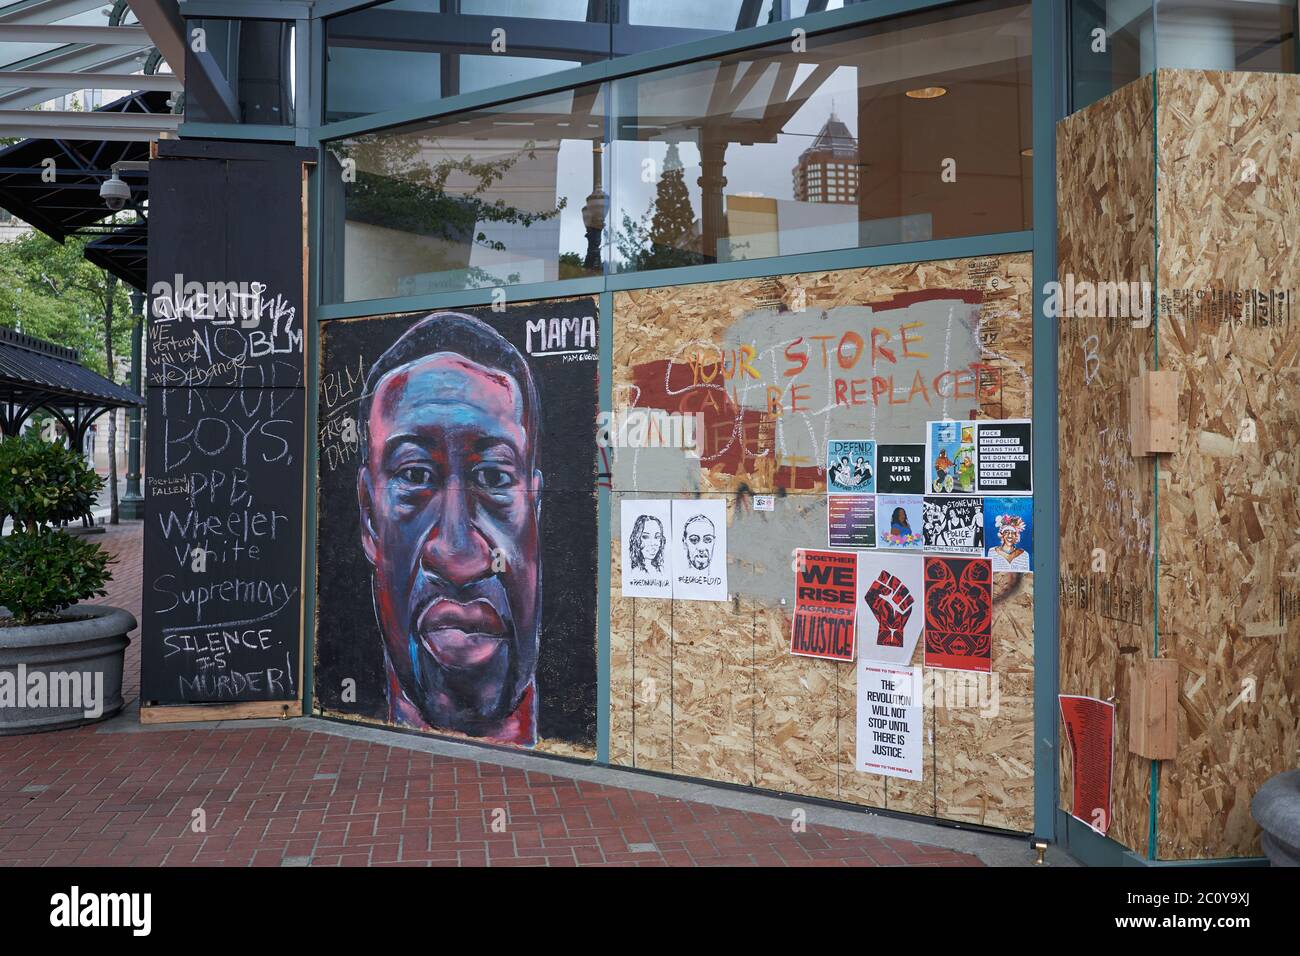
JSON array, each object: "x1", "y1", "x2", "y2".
[
  {"x1": 141, "y1": 142, "x2": 310, "y2": 706},
  {"x1": 141, "y1": 385, "x2": 304, "y2": 702},
  {"x1": 146, "y1": 150, "x2": 306, "y2": 390}
]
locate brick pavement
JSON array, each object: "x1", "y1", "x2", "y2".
[
  {"x1": 94, "y1": 520, "x2": 143, "y2": 705},
  {"x1": 0, "y1": 521, "x2": 988, "y2": 868}
]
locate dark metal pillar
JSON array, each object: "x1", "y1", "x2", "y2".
[{"x1": 120, "y1": 288, "x2": 145, "y2": 520}]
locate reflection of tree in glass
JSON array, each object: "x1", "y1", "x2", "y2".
[
  {"x1": 332, "y1": 133, "x2": 582, "y2": 287},
  {"x1": 615, "y1": 143, "x2": 706, "y2": 271}
]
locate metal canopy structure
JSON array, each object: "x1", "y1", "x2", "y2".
[
  {"x1": 0, "y1": 1, "x2": 190, "y2": 286},
  {"x1": 0, "y1": 89, "x2": 162, "y2": 227},
  {"x1": 0, "y1": 325, "x2": 142, "y2": 448},
  {"x1": 83, "y1": 219, "x2": 146, "y2": 288},
  {"x1": 0, "y1": 0, "x2": 177, "y2": 112}
]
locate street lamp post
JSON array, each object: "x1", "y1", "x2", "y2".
[
  {"x1": 582, "y1": 140, "x2": 608, "y2": 272},
  {"x1": 120, "y1": 288, "x2": 145, "y2": 520}
]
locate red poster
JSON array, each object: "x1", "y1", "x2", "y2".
[
  {"x1": 923, "y1": 556, "x2": 992, "y2": 672},
  {"x1": 1059, "y1": 695, "x2": 1116, "y2": 834},
  {"x1": 791, "y1": 549, "x2": 857, "y2": 662}
]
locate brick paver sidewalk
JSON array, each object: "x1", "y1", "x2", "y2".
[
  {"x1": 0, "y1": 725, "x2": 982, "y2": 866},
  {"x1": 95, "y1": 521, "x2": 143, "y2": 705},
  {"x1": 0, "y1": 521, "x2": 987, "y2": 868}
]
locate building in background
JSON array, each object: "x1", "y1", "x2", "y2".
[{"x1": 792, "y1": 110, "x2": 860, "y2": 204}]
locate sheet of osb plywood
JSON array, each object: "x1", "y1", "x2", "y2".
[
  {"x1": 754, "y1": 601, "x2": 840, "y2": 802},
  {"x1": 631, "y1": 582, "x2": 674, "y2": 773},
  {"x1": 609, "y1": 496, "x2": 634, "y2": 768},
  {"x1": 671, "y1": 593, "x2": 756, "y2": 787},
  {"x1": 611, "y1": 253, "x2": 1033, "y2": 497},
  {"x1": 1153, "y1": 68, "x2": 1300, "y2": 860},
  {"x1": 935, "y1": 671, "x2": 1035, "y2": 831},
  {"x1": 931, "y1": 574, "x2": 1036, "y2": 830},
  {"x1": 1056, "y1": 74, "x2": 1159, "y2": 857}
]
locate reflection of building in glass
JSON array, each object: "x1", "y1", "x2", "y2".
[{"x1": 791, "y1": 110, "x2": 859, "y2": 205}]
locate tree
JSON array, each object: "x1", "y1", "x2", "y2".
[
  {"x1": 615, "y1": 143, "x2": 705, "y2": 271},
  {"x1": 0, "y1": 230, "x2": 134, "y2": 521},
  {"x1": 648, "y1": 144, "x2": 700, "y2": 263},
  {"x1": 331, "y1": 133, "x2": 570, "y2": 288}
]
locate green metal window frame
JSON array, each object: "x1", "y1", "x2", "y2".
[{"x1": 286, "y1": 0, "x2": 1071, "y2": 848}]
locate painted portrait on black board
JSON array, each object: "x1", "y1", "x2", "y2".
[{"x1": 314, "y1": 299, "x2": 599, "y2": 753}]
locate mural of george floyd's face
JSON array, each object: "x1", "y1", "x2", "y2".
[{"x1": 358, "y1": 343, "x2": 542, "y2": 743}]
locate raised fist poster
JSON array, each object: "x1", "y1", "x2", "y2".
[
  {"x1": 791, "y1": 549, "x2": 857, "y2": 662},
  {"x1": 923, "y1": 556, "x2": 993, "y2": 672},
  {"x1": 857, "y1": 553, "x2": 924, "y2": 666}
]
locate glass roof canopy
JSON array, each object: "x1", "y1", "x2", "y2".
[
  {"x1": 0, "y1": 0, "x2": 177, "y2": 114},
  {"x1": 0, "y1": 0, "x2": 182, "y2": 290}
]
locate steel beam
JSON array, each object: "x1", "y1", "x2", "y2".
[
  {"x1": 0, "y1": 71, "x2": 181, "y2": 91},
  {"x1": 125, "y1": 0, "x2": 186, "y2": 80},
  {"x1": 0, "y1": 0, "x2": 110, "y2": 23},
  {"x1": 0, "y1": 24, "x2": 151, "y2": 44}
]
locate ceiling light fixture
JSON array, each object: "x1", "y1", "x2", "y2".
[{"x1": 905, "y1": 86, "x2": 947, "y2": 99}]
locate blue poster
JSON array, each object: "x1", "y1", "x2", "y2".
[
  {"x1": 983, "y1": 496, "x2": 1033, "y2": 573},
  {"x1": 827, "y1": 439, "x2": 876, "y2": 493}
]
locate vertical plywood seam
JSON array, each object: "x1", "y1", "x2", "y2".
[
  {"x1": 626, "y1": 598, "x2": 631, "y2": 770},
  {"x1": 751, "y1": 606, "x2": 757, "y2": 790},
  {"x1": 1149, "y1": 67, "x2": 1161, "y2": 862}
]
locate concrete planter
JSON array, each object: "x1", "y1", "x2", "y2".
[
  {"x1": 0, "y1": 605, "x2": 134, "y2": 735},
  {"x1": 1252, "y1": 770, "x2": 1300, "y2": 866}
]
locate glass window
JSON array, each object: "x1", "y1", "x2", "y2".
[
  {"x1": 324, "y1": 0, "x2": 609, "y2": 122},
  {"x1": 609, "y1": 0, "x2": 1032, "y2": 273},
  {"x1": 326, "y1": 83, "x2": 607, "y2": 302},
  {"x1": 1069, "y1": 0, "x2": 1298, "y2": 112},
  {"x1": 185, "y1": 18, "x2": 295, "y2": 125}
]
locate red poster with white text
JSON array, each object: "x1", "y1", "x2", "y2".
[
  {"x1": 1059, "y1": 695, "x2": 1115, "y2": 835},
  {"x1": 791, "y1": 549, "x2": 857, "y2": 662}
]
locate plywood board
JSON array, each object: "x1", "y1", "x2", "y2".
[
  {"x1": 1055, "y1": 74, "x2": 1159, "y2": 856},
  {"x1": 609, "y1": 497, "x2": 635, "y2": 768},
  {"x1": 611, "y1": 253, "x2": 1035, "y2": 830},
  {"x1": 754, "y1": 599, "x2": 841, "y2": 802},
  {"x1": 1152, "y1": 68, "x2": 1300, "y2": 860}
]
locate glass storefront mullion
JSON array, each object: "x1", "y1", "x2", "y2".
[{"x1": 314, "y1": 229, "x2": 1032, "y2": 321}]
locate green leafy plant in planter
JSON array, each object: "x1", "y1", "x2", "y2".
[{"x1": 0, "y1": 432, "x2": 112, "y2": 626}]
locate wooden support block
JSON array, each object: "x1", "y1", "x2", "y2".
[
  {"x1": 1129, "y1": 658, "x2": 1178, "y2": 760},
  {"x1": 139, "y1": 699, "x2": 302, "y2": 725},
  {"x1": 1129, "y1": 370, "x2": 1180, "y2": 456}
]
